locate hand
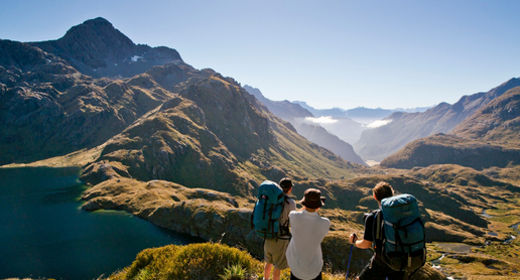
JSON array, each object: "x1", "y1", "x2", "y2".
[{"x1": 349, "y1": 233, "x2": 358, "y2": 244}]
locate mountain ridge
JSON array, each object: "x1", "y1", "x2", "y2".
[
  {"x1": 355, "y1": 77, "x2": 520, "y2": 161},
  {"x1": 381, "y1": 86, "x2": 520, "y2": 169}
]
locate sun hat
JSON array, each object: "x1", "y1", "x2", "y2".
[{"x1": 300, "y1": 188, "x2": 325, "y2": 209}]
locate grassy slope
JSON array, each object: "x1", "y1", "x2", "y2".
[
  {"x1": 380, "y1": 134, "x2": 520, "y2": 169},
  {"x1": 453, "y1": 87, "x2": 520, "y2": 146}
]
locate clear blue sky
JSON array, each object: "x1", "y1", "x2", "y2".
[{"x1": 1, "y1": 0, "x2": 519, "y2": 109}]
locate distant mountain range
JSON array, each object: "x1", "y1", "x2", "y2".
[
  {"x1": 381, "y1": 85, "x2": 520, "y2": 169},
  {"x1": 294, "y1": 101, "x2": 429, "y2": 123},
  {"x1": 292, "y1": 101, "x2": 429, "y2": 146},
  {"x1": 244, "y1": 85, "x2": 366, "y2": 165},
  {"x1": 355, "y1": 78, "x2": 520, "y2": 161}
]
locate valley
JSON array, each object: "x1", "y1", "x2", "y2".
[{"x1": 1, "y1": 17, "x2": 520, "y2": 280}]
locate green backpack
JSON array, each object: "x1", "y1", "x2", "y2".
[
  {"x1": 375, "y1": 194, "x2": 426, "y2": 273},
  {"x1": 251, "y1": 180, "x2": 286, "y2": 239}
]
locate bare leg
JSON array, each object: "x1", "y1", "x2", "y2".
[
  {"x1": 264, "y1": 263, "x2": 273, "y2": 280},
  {"x1": 273, "y1": 267, "x2": 281, "y2": 280}
]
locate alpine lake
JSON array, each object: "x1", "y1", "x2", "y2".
[{"x1": 0, "y1": 167, "x2": 197, "y2": 280}]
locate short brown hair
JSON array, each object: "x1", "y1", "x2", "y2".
[
  {"x1": 373, "y1": 181, "x2": 394, "y2": 202},
  {"x1": 279, "y1": 178, "x2": 292, "y2": 193}
]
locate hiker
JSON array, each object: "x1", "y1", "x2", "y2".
[
  {"x1": 286, "y1": 188, "x2": 330, "y2": 280},
  {"x1": 263, "y1": 178, "x2": 296, "y2": 280},
  {"x1": 349, "y1": 181, "x2": 426, "y2": 280}
]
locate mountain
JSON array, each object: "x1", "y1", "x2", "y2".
[
  {"x1": 0, "y1": 38, "x2": 198, "y2": 164},
  {"x1": 293, "y1": 101, "x2": 349, "y2": 118},
  {"x1": 244, "y1": 85, "x2": 312, "y2": 119},
  {"x1": 380, "y1": 133, "x2": 520, "y2": 169},
  {"x1": 32, "y1": 17, "x2": 183, "y2": 78},
  {"x1": 80, "y1": 74, "x2": 364, "y2": 197},
  {"x1": 355, "y1": 78, "x2": 520, "y2": 161},
  {"x1": 0, "y1": 19, "x2": 374, "y2": 277},
  {"x1": 0, "y1": 18, "x2": 362, "y2": 192},
  {"x1": 381, "y1": 86, "x2": 520, "y2": 169},
  {"x1": 452, "y1": 86, "x2": 520, "y2": 145},
  {"x1": 244, "y1": 85, "x2": 366, "y2": 165}
]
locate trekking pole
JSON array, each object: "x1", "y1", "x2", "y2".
[{"x1": 345, "y1": 243, "x2": 354, "y2": 279}]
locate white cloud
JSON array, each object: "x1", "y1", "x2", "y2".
[
  {"x1": 304, "y1": 116, "x2": 338, "y2": 124},
  {"x1": 365, "y1": 119, "x2": 392, "y2": 128},
  {"x1": 131, "y1": 55, "x2": 143, "y2": 62}
]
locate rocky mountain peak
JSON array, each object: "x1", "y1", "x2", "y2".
[
  {"x1": 32, "y1": 17, "x2": 183, "y2": 78},
  {"x1": 59, "y1": 17, "x2": 135, "y2": 57}
]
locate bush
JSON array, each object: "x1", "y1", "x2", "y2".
[
  {"x1": 167, "y1": 243, "x2": 257, "y2": 279},
  {"x1": 117, "y1": 243, "x2": 259, "y2": 280}
]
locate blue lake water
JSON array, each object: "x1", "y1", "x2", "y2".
[{"x1": 0, "y1": 167, "x2": 197, "y2": 280}]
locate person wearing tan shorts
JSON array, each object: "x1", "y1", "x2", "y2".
[{"x1": 264, "y1": 178, "x2": 296, "y2": 280}]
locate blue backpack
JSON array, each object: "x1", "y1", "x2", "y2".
[
  {"x1": 375, "y1": 194, "x2": 426, "y2": 273},
  {"x1": 251, "y1": 180, "x2": 286, "y2": 239}
]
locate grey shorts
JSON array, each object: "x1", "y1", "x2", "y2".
[{"x1": 264, "y1": 238, "x2": 290, "y2": 270}]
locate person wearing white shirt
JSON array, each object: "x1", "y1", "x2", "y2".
[{"x1": 286, "y1": 188, "x2": 330, "y2": 280}]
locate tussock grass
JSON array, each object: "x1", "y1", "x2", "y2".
[{"x1": 108, "y1": 243, "x2": 346, "y2": 280}]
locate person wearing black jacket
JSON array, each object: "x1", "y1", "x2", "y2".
[{"x1": 349, "y1": 181, "x2": 406, "y2": 280}]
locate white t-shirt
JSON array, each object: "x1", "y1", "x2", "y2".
[{"x1": 285, "y1": 210, "x2": 330, "y2": 280}]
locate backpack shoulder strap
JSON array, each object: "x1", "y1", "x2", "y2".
[
  {"x1": 375, "y1": 209, "x2": 383, "y2": 240},
  {"x1": 372, "y1": 209, "x2": 383, "y2": 251}
]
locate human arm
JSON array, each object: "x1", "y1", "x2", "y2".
[
  {"x1": 348, "y1": 211, "x2": 376, "y2": 249},
  {"x1": 349, "y1": 233, "x2": 373, "y2": 249}
]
